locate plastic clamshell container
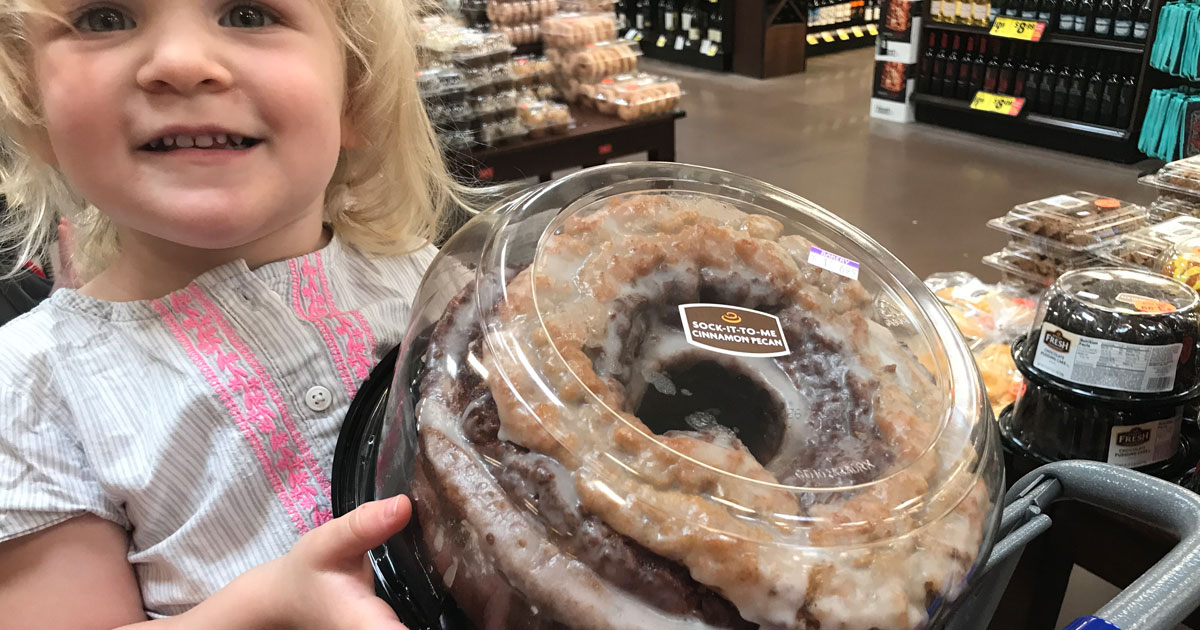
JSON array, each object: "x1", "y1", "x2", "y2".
[
  {"x1": 557, "y1": 0, "x2": 617, "y2": 11},
  {"x1": 417, "y1": 67, "x2": 468, "y2": 99},
  {"x1": 588, "y1": 73, "x2": 683, "y2": 120},
  {"x1": 986, "y1": 192, "x2": 1149, "y2": 252},
  {"x1": 368, "y1": 163, "x2": 1003, "y2": 630},
  {"x1": 488, "y1": 0, "x2": 560, "y2": 25},
  {"x1": 478, "y1": 117, "x2": 529, "y2": 146},
  {"x1": 541, "y1": 12, "x2": 618, "y2": 48},
  {"x1": 1139, "y1": 154, "x2": 1200, "y2": 200},
  {"x1": 1097, "y1": 216, "x2": 1200, "y2": 270},
  {"x1": 560, "y1": 40, "x2": 642, "y2": 82},
  {"x1": 982, "y1": 250, "x2": 1056, "y2": 289},
  {"x1": 511, "y1": 55, "x2": 555, "y2": 86},
  {"x1": 1156, "y1": 236, "x2": 1200, "y2": 291}
]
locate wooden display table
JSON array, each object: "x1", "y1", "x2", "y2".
[{"x1": 450, "y1": 106, "x2": 685, "y2": 183}]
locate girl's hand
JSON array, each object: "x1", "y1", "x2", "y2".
[{"x1": 261, "y1": 495, "x2": 413, "y2": 630}]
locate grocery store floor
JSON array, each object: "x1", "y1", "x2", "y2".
[
  {"x1": 643, "y1": 49, "x2": 1156, "y2": 282},
  {"x1": 643, "y1": 50, "x2": 1186, "y2": 630}
]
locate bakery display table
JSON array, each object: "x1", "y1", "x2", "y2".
[{"x1": 449, "y1": 106, "x2": 686, "y2": 183}]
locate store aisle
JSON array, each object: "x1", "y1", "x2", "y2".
[{"x1": 646, "y1": 49, "x2": 1154, "y2": 281}]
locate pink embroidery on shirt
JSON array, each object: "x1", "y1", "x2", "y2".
[
  {"x1": 154, "y1": 293, "x2": 309, "y2": 536},
  {"x1": 189, "y1": 287, "x2": 334, "y2": 519},
  {"x1": 287, "y1": 251, "x2": 378, "y2": 398}
]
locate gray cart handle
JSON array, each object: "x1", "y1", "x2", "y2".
[{"x1": 951, "y1": 461, "x2": 1200, "y2": 630}]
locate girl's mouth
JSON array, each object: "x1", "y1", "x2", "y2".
[{"x1": 141, "y1": 134, "x2": 263, "y2": 152}]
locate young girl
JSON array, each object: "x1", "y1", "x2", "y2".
[{"x1": 0, "y1": 0, "x2": 458, "y2": 627}]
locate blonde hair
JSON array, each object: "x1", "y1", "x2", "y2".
[{"x1": 0, "y1": 0, "x2": 461, "y2": 278}]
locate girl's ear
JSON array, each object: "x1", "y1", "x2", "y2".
[{"x1": 340, "y1": 114, "x2": 362, "y2": 150}]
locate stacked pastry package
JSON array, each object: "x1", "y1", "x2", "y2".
[
  {"x1": 1131, "y1": 155, "x2": 1200, "y2": 290},
  {"x1": 488, "y1": 0, "x2": 559, "y2": 45},
  {"x1": 981, "y1": 192, "x2": 1150, "y2": 289},
  {"x1": 418, "y1": 19, "x2": 529, "y2": 149},
  {"x1": 545, "y1": 2, "x2": 683, "y2": 121}
]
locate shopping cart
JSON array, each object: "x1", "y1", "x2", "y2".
[{"x1": 946, "y1": 460, "x2": 1200, "y2": 630}]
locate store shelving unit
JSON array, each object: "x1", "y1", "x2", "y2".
[{"x1": 912, "y1": 1, "x2": 1163, "y2": 163}]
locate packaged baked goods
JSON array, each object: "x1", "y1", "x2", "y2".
[
  {"x1": 557, "y1": 0, "x2": 616, "y2": 10},
  {"x1": 986, "y1": 192, "x2": 1149, "y2": 252},
  {"x1": 981, "y1": 243, "x2": 1098, "y2": 288},
  {"x1": 337, "y1": 163, "x2": 1004, "y2": 630},
  {"x1": 590, "y1": 73, "x2": 683, "y2": 120},
  {"x1": 479, "y1": 116, "x2": 529, "y2": 146},
  {"x1": 976, "y1": 343, "x2": 1024, "y2": 417},
  {"x1": 436, "y1": 127, "x2": 477, "y2": 152},
  {"x1": 1003, "y1": 268, "x2": 1200, "y2": 476},
  {"x1": 488, "y1": 0, "x2": 559, "y2": 25},
  {"x1": 1098, "y1": 216, "x2": 1200, "y2": 270},
  {"x1": 517, "y1": 100, "x2": 570, "y2": 137},
  {"x1": 1157, "y1": 235, "x2": 1200, "y2": 291},
  {"x1": 925, "y1": 272, "x2": 1038, "y2": 346},
  {"x1": 561, "y1": 40, "x2": 641, "y2": 82},
  {"x1": 1140, "y1": 154, "x2": 1200, "y2": 199},
  {"x1": 511, "y1": 55, "x2": 555, "y2": 86},
  {"x1": 542, "y1": 12, "x2": 617, "y2": 48},
  {"x1": 426, "y1": 98, "x2": 476, "y2": 128}
]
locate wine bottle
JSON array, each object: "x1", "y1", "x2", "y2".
[
  {"x1": 955, "y1": 0, "x2": 972, "y2": 23},
  {"x1": 1026, "y1": 47, "x2": 1044, "y2": 110},
  {"x1": 1037, "y1": 0, "x2": 1056, "y2": 22},
  {"x1": 1059, "y1": 0, "x2": 1079, "y2": 31},
  {"x1": 1014, "y1": 44, "x2": 1031, "y2": 97},
  {"x1": 971, "y1": 37, "x2": 989, "y2": 94},
  {"x1": 984, "y1": 37, "x2": 1001, "y2": 91},
  {"x1": 932, "y1": 0, "x2": 945, "y2": 21},
  {"x1": 942, "y1": 0, "x2": 960, "y2": 22},
  {"x1": 919, "y1": 32, "x2": 937, "y2": 92},
  {"x1": 1053, "y1": 52, "x2": 1072, "y2": 116},
  {"x1": 1076, "y1": 0, "x2": 1094, "y2": 32},
  {"x1": 1038, "y1": 54, "x2": 1057, "y2": 113},
  {"x1": 974, "y1": 0, "x2": 992, "y2": 24},
  {"x1": 932, "y1": 34, "x2": 949, "y2": 95},
  {"x1": 708, "y1": 3, "x2": 724, "y2": 44},
  {"x1": 1114, "y1": 0, "x2": 1134, "y2": 38},
  {"x1": 991, "y1": 0, "x2": 1003, "y2": 21},
  {"x1": 1094, "y1": 0, "x2": 1115, "y2": 37},
  {"x1": 958, "y1": 36, "x2": 977, "y2": 98},
  {"x1": 1083, "y1": 58, "x2": 1104, "y2": 122},
  {"x1": 1117, "y1": 62, "x2": 1136, "y2": 127},
  {"x1": 1004, "y1": 0, "x2": 1021, "y2": 17},
  {"x1": 1067, "y1": 52, "x2": 1087, "y2": 119},
  {"x1": 636, "y1": 0, "x2": 652, "y2": 29},
  {"x1": 945, "y1": 35, "x2": 962, "y2": 97},
  {"x1": 996, "y1": 42, "x2": 1015, "y2": 93},
  {"x1": 1021, "y1": 0, "x2": 1039, "y2": 20},
  {"x1": 1133, "y1": 0, "x2": 1151, "y2": 40},
  {"x1": 1100, "y1": 61, "x2": 1120, "y2": 125}
]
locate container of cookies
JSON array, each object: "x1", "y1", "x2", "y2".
[
  {"x1": 1140, "y1": 154, "x2": 1200, "y2": 201},
  {"x1": 986, "y1": 192, "x2": 1150, "y2": 253},
  {"x1": 557, "y1": 0, "x2": 617, "y2": 10},
  {"x1": 981, "y1": 243, "x2": 1098, "y2": 287},
  {"x1": 542, "y1": 12, "x2": 618, "y2": 48},
  {"x1": 333, "y1": 162, "x2": 1003, "y2": 630},
  {"x1": 479, "y1": 117, "x2": 529, "y2": 146},
  {"x1": 1099, "y1": 216, "x2": 1200, "y2": 270},
  {"x1": 590, "y1": 74, "x2": 683, "y2": 120},
  {"x1": 511, "y1": 55, "x2": 554, "y2": 86},
  {"x1": 517, "y1": 101, "x2": 572, "y2": 137}
]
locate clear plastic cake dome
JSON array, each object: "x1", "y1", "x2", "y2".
[{"x1": 372, "y1": 163, "x2": 1003, "y2": 630}]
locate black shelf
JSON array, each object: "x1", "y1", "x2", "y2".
[
  {"x1": 924, "y1": 21, "x2": 1145, "y2": 54},
  {"x1": 912, "y1": 93, "x2": 1127, "y2": 139}
]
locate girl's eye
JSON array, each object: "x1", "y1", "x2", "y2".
[
  {"x1": 220, "y1": 4, "x2": 279, "y2": 28},
  {"x1": 74, "y1": 7, "x2": 136, "y2": 32}
]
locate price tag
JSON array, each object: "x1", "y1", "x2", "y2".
[
  {"x1": 837, "y1": 29, "x2": 850, "y2": 40},
  {"x1": 970, "y1": 91, "x2": 1026, "y2": 115},
  {"x1": 867, "y1": 24, "x2": 878, "y2": 35},
  {"x1": 700, "y1": 39, "x2": 712, "y2": 54},
  {"x1": 989, "y1": 16, "x2": 1046, "y2": 41},
  {"x1": 656, "y1": 35, "x2": 667, "y2": 47},
  {"x1": 822, "y1": 31, "x2": 835, "y2": 42},
  {"x1": 675, "y1": 35, "x2": 685, "y2": 50},
  {"x1": 851, "y1": 25, "x2": 864, "y2": 37},
  {"x1": 634, "y1": 32, "x2": 644, "y2": 41},
  {"x1": 807, "y1": 34, "x2": 819, "y2": 45},
  {"x1": 706, "y1": 45, "x2": 718, "y2": 56},
  {"x1": 624, "y1": 28, "x2": 637, "y2": 40}
]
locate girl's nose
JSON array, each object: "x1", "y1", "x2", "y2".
[{"x1": 135, "y1": 27, "x2": 233, "y2": 95}]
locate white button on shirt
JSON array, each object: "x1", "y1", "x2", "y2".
[
  {"x1": 0, "y1": 235, "x2": 436, "y2": 618},
  {"x1": 305, "y1": 386, "x2": 333, "y2": 412}
]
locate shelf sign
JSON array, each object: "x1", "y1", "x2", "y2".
[
  {"x1": 990, "y1": 16, "x2": 1046, "y2": 41},
  {"x1": 971, "y1": 91, "x2": 1026, "y2": 116},
  {"x1": 807, "y1": 34, "x2": 819, "y2": 45},
  {"x1": 851, "y1": 26, "x2": 864, "y2": 37},
  {"x1": 822, "y1": 31, "x2": 835, "y2": 42},
  {"x1": 656, "y1": 35, "x2": 667, "y2": 47},
  {"x1": 867, "y1": 24, "x2": 878, "y2": 35},
  {"x1": 836, "y1": 29, "x2": 850, "y2": 40}
]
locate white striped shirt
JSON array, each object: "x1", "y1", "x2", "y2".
[{"x1": 0, "y1": 234, "x2": 434, "y2": 617}]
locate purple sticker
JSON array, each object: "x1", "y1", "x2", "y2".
[{"x1": 807, "y1": 246, "x2": 861, "y2": 280}]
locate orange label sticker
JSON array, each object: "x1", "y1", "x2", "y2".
[{"x1": 1116, "y1": 292, "x2": 1177, "y2": 313}]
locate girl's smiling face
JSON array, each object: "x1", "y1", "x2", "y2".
[{"x1": 28, "y1": 0, "x2": 349, "y2": 256}]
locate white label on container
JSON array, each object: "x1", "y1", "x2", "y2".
[
  {"x1": 807, "y1": 246, "x2": 861, "y2": 280},
  {"x1": 1042, "y1": 194, "x2": 1088, "y2": 209},
  {"x1": 1108, "y1": 415, "x2": 1182, "y2": 468},
  {"x1": 1032, "y1": 322, "x2": 1183, "y2": 393},
  {"x1": 1148, "y1": 216, "x2": 1200, "y2": 243}
]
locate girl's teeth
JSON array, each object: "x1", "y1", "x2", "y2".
[
  {"x1": 163, "y1": 136, "x2": 176, "y2": 148},
  {"x1": 230, "y1": 134, "x2": 244, "y2": 146},
  {"x1": 175, "y1": 135, "x2": 194, "y2": 149},
  {"x1": 194, "y1": 135, "x2": 214, "y2": 148},
  {"x1": 214, "y1": 134, "x2": 227, "y2": 145}
]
